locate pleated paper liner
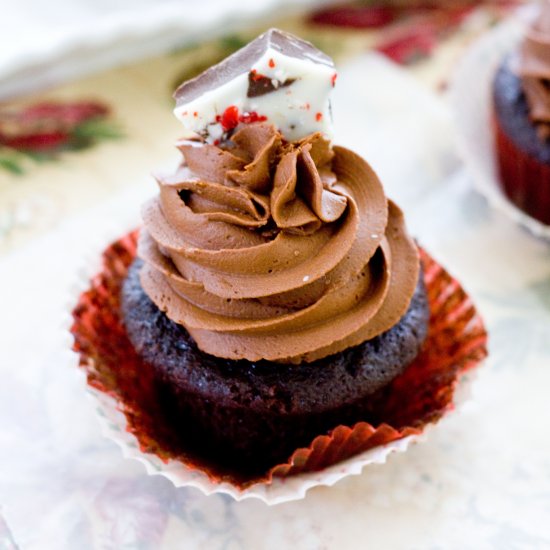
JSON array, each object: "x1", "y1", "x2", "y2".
[{"x1": 71, "y1": 230, "x2": 487, "y2": 496}]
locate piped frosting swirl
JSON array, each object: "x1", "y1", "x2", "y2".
[
  {"x1": 516, "y1": 1, "x2": 550, "y2": 140},
  {"x1": 139, "y1": 123, "x2": 419, "y2": 364}
]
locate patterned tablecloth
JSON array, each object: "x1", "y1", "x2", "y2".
[{"x1": 2, "y1": 2, "x2": 550, "y2": 549}]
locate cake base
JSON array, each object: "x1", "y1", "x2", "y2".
[{"x1": 121, "y1": 259, "x2": 429, "y2": 476}]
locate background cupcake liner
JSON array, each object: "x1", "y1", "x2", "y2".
[
  {"x1": 494, "y1": 116, "x2": 550, "y2": 225},
  {"x1": 449, "y1": 10, "x2": 550, "y2": 240},
  {"x1": 70, "y1": 230, "x2": 487, "y2": 504}
]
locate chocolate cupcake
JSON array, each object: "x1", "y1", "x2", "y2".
[
  {"x1": 493, "y1": 2, "x2": 550, "y2": 224},
  {"x1": 70, "y1": 28, "x2": 489, "y2": 491},
  {"x1": 113, "y1": 29, "x2": 430, "y2": 476}
]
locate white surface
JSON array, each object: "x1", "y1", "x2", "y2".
[
  {"x1": 450, "y1": 15, "x2": 550, "y2": 240},
  {"x1": 0, "y1": 0, "x2": 331, "y2": 100},
  {"x1": 2, "y1": 54, "x2": 550, "y2": 548}
]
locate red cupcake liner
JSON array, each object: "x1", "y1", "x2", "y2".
[
  {"x1": 494, "y1": 115, "x2": 550, "y2": 225},
  {"x1": 71, "y1": 230, "x2": 487, "y2": 488}
]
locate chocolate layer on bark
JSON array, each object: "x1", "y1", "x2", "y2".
[{"x1": 174, "y1": 28, "x2": 333, "y2": 106}]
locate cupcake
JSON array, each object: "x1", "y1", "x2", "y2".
[
  {"x1": 72, "y1": 29, "x2": 487, "y2": 489},
  {"x1": 493, "y1": 1, "x2": 550, "y2": 224}
]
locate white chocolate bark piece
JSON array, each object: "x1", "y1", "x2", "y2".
[{"x1": 173, "y1": 28, "x2": 337, "y2": 143}]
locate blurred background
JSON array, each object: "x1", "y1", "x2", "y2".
[{"x1": 0, "y1": 0, "x2": 523, "y2": 254}]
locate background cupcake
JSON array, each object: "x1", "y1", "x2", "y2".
[{"x1": 493, "y1": 0, "x2": 550, "y2": 224}]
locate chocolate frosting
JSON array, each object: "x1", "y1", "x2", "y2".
[
  {"x1": 139, "y1": 123, "x2": 419, "y2": 364},
  {"x1": 517, "y1": 1, "x2": 550, "y2": 140}
]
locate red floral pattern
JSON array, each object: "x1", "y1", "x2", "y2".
[
  {"x1": 0, "y1": 100, "x2": 120, "y2": 174},
  {"x1": 310, "y1": 5, "x2": 398, "y2": 28},
  {"x1": 308, "y1": 1, "x2": 520, "y2": 65}
]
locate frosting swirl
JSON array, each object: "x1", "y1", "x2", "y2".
[
  {"x1": 516, "y1": 1, "x2": 550, "y2": 140},
  {"x1": 139, "y1": 123, "x2": 419, "y2": 363}
]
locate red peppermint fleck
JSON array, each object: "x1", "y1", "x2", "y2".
[
  {"x1": 250, "y1": 69, "x2": 267, "y2": 82},
  {"x1": 268, "y1": 58, "x2": 275, "y2": 68},
  {"x1": 331, "y1": 73, "x2": 338, "y2": 87},
  {"x1": 193, "y1": 111, "x2": 198, "y2": 117},
  {"x1": 214, "y1": 109, "x2": 267, "y2": 133},
  {"x1": 315, "y1": 112, "x2": 323, "y2": 122},
  {"x1": 239, "y1": 111, "x2": 267, "y2": 124},
  {"x1": 220, "y1": 105, "x2": 240, "y2": 131}
]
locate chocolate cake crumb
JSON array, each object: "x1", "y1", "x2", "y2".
[{"x1": 121, "y1": 259, "x2": 429, "y2": 475}]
